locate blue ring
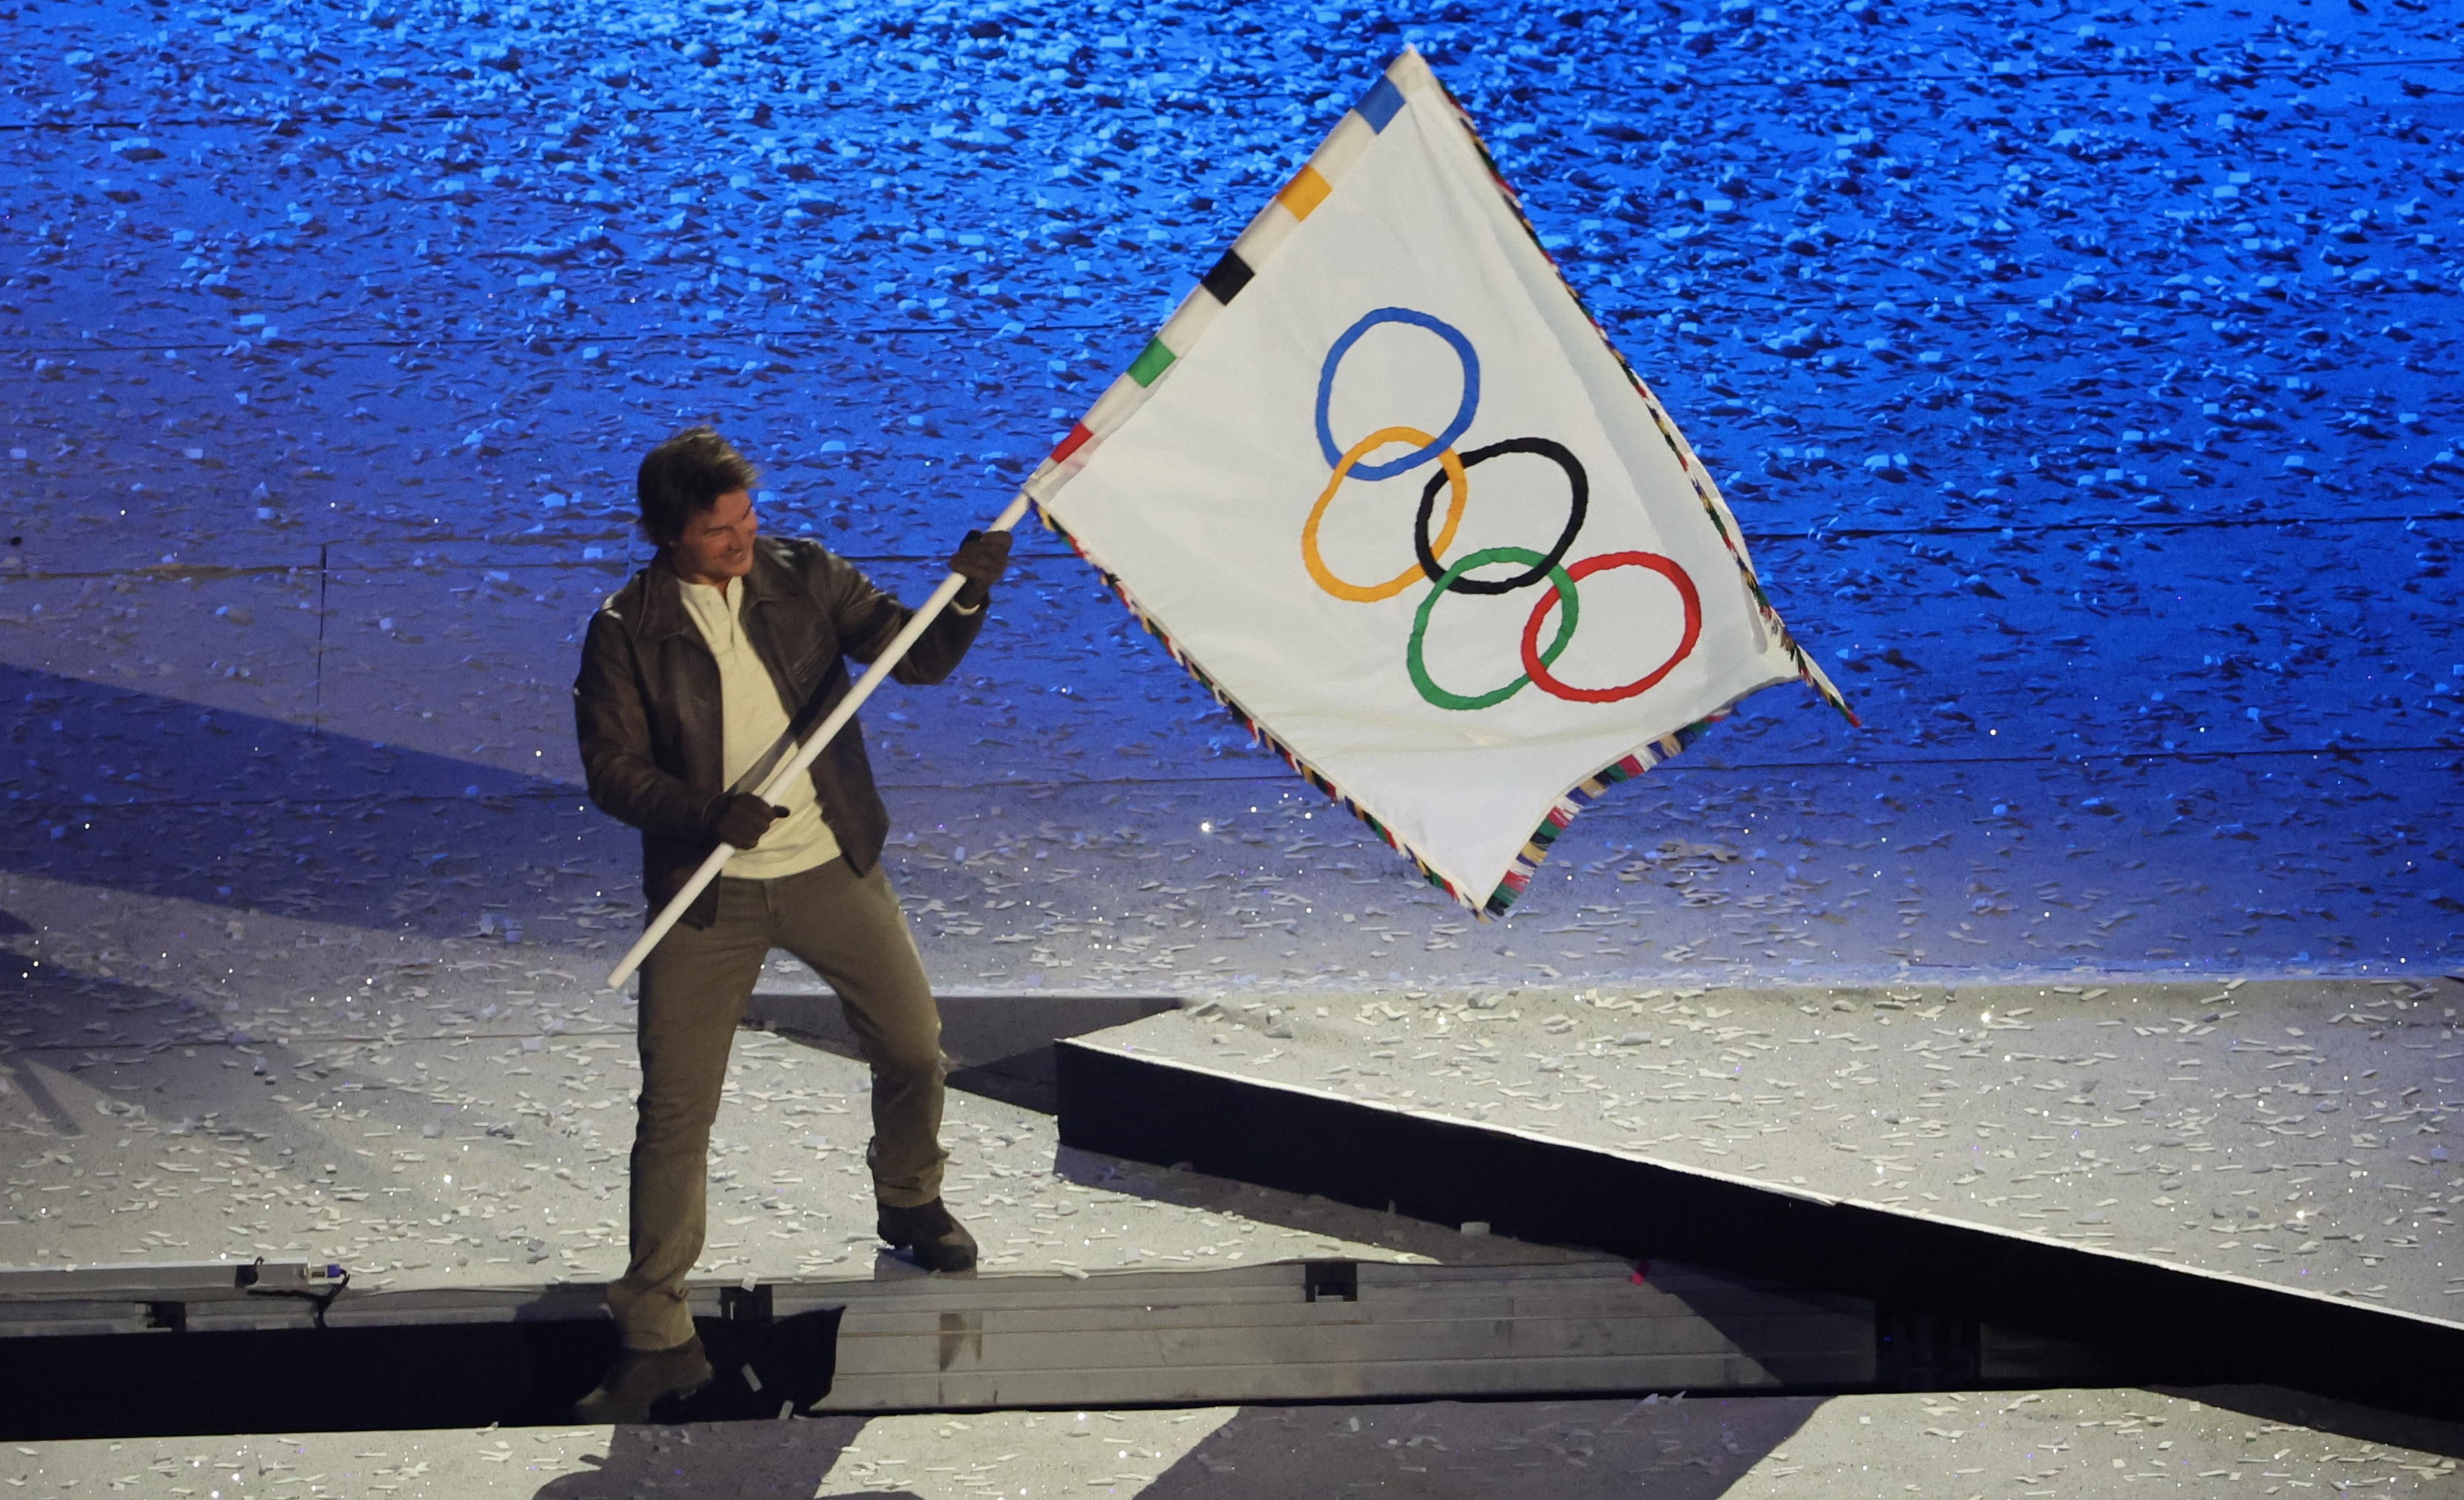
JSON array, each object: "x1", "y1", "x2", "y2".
[{"x1": 1314, "y1": 308, "x2": 1480, "y2": 481}]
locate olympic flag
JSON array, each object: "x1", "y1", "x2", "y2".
[{"x1": 1027, "y1": 49, "x2": 1853, "y2": 913}]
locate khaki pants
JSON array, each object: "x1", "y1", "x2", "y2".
[{"x1": 607, "y1": 858, "x2": 946, "y2": 1352}]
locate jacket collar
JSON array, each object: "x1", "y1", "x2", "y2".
[{"x1": 638, "y1": 539, "x2": 790, "y2": 642}]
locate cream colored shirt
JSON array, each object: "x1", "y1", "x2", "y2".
[{"x1": 680, "y1": 577, "x2": 841, "y2": 878}]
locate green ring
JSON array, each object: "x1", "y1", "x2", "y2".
[{"x1": 1406, "y1": 546, "x2": 1579, "y2": 712}]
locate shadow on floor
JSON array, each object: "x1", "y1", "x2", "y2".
[
  {"x1": 529, "y1": 1414, "x2": 878, "y2": 1500},
  {"x1": 2158, "y1": 1384, "x2": 2464, "y2": 1461},
  {"x1": 0, "y1": 1303, "x2": 842, "y2": 1444},
  {"x1": 1139, "y1": 1395, "x2": 1823, "y2": 1500},
  {"x1": 753, "y1": 989, "x2": 1180, "y2": 1114},
  {"x1": 0, "y1": 953, "x2": 570, "y2": 1202},
  {"x1": 1, "y1": 661, "x2": 617, "y2": 941}
]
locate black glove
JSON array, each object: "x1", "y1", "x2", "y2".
[
  {"x1": 949, "y1": 528, "x2": 1012, "y2": 608},
  {"x1": 705, "y1": 792, "x2": 786, "y2": 850}
]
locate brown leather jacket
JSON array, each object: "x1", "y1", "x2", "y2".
[{"x1": 573, "y1": 536, "x2": 985, "y2": 927}]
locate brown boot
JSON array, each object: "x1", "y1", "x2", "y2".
[
  {"x1": 878, "y1": 1198, "x2": 978, "y2": 1273},
  {"x1": 572, "y1": 1335, "x2": 714, "y2": 1424}
]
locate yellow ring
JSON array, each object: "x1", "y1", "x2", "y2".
[{"x1": 1301, "y1": 425, "x2": 1469, "y2": 603}]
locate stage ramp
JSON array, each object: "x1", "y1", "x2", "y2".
[{"x1": 1056, "y1": 975, "x2": 2464, "y2": 1419}]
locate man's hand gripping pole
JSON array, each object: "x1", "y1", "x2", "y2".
[{"x1": 604, "y1": 493, "x2": 1032, "y2": 991}]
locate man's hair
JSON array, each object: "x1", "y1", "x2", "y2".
[{"x1": 636, "y1": 425, "x2": 760, "y2": 547}]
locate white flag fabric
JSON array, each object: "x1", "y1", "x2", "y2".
[{"x1": 1027, "y1": 48, "x2": 1851, "y2": 913}]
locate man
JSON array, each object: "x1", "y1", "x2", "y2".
[{"x1": 570, "y1": 425, "x2": 1010, "y2": 1422}]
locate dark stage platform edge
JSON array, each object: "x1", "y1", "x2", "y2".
[{"x1": 1054, "y1": 1036, "x2": 2464, "y2": 1422}]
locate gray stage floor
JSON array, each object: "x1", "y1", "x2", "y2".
[
  {"x1": 0, "y1": 952, "x2": 1500, "y2": 1287},
  {"x1": 1068, "y1": 976, "x2": 2464, "y2": 1328},
  {"x1": 7, "y1": 872, "x2": 2451, "y2": 1316},
  {"x1": 7, "y1": 1384, "x2": 2458, "y2": 1499}
]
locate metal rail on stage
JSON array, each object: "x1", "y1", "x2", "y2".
[
  {"x1": 0, "y1": 1260, "x2": 347, "y2": 1336},
  {"x1": 0, "y1": 1256, "x2": 1921, "y2": 1403}
]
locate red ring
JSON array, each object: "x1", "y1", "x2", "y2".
[{"x1": 1519, "y1": 551, "x2": 1702, "y2": 703}]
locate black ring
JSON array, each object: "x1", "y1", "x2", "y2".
[{"x1": 1414, "y1": 437, "x2": 1590, "y2": 595}]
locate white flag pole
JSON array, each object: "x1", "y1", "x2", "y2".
[{"x1": 604, "y1": 491, "x2": 1033, "y2": 990}]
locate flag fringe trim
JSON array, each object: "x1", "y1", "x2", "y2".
[
  {"x1": 1035, "y1": 509, "x2": 1728, "y2": 916},
  {"x1": 1416, "y1": 64, "x2": 1859, "y2": 732}
]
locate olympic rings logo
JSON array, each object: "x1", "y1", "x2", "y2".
[{"x1": 1300, "y1": 307, "x2": 1703, "y2": 712}]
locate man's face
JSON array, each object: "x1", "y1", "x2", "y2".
[{"x1": 672, "y1": 488, "x2": 757, "y2": 585}]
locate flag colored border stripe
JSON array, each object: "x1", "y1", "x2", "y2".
[{"x1": 1127, "y1": 337, "x2": 1176, "y2": 387}]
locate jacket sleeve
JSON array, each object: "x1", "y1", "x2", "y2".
[
  {"x1": 574, "y1": 607, "x2": 715, "y2": 841},
  {"x1": 821, "y1": 548, "x2": 986, "y2": 685}
]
